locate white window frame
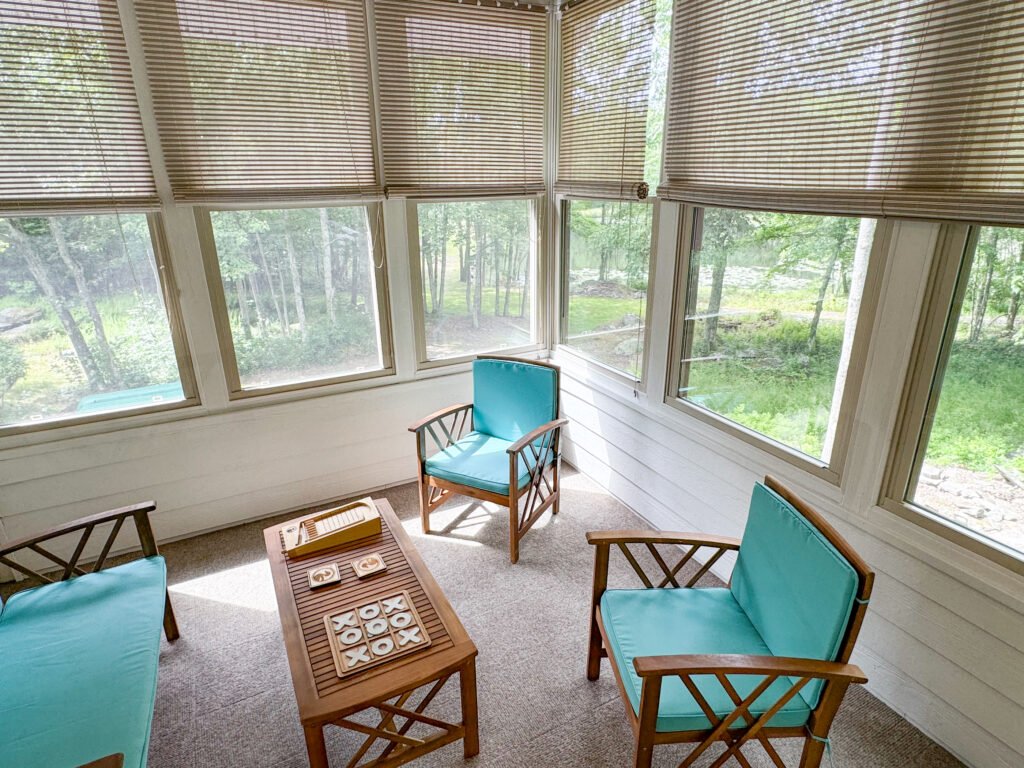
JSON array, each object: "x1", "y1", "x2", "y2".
[
  {"x1": 195, "y1": 201, "x2": 395, "y2": 400},
  {"x1": 880, "y1": 222, "x2": 1024, "y2": 576},
  {"x1": 0, "y1": 211, "x2": 200, "y2": 436},
  {"x1": 556, "y1": 195, "x2": 659, "y2": 389},
  {"x1": 405, "y1": 195, "x2": 546, "y2": 369},
  {"x1": 665, "y1": 203, "x2": 890, "y2": 483}
]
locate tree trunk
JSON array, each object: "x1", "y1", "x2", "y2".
[
  {"x1": 598, "y1": 203, "x2": 610, "y2": 282},
  {"x1": 473, "y1": 222, "x2": 484, "y2": 329},
  {"x1": 807, "y1": 245, "x2": 843, "y2": 353},
  {"x1": 970, "y1": 234, "x2": 997, "y2": 343},
  {"x1": 50, "y1": 218, "x2": 120, "y2": 386},
  {"x1": 464, "y1": 217, "x2": 473, "y2": 313},
  {"x1": 438, "y1": 206, "x2": 448, "y2": 314},
  {"x1": 255, "y1": 233, "x2": 285, "y2": 332},
  {"x1": 1007, "y1": 249, "x2": 1022, "y2": 334},
  {"x1": 235, "y1": 278, "x2": 252, "y2": 339},
  {"x1": 13, "y1": 228, "x2": 104, "y2": 390},
  {"x1": 503, "y1": 243, "x2": 514, "y2": 316},
  {"x1": 319, "y1": 209, "x2": 336, "y2": 324},
  {"x1": 703, "y1": 252, "x2": 727, "y2": 351},
  {"x1": 350, "y1": 230, "x2": 361, "y2": 307},
  {"x1": 423, "y1": 228, "x2": 437, "y2": 315},
  {"x1": 493, "y1": 237, "x2": 501, "y2": 316},
  {"x1": 285, "y1": 232, "x2": 307, "y2": 341},
  {"x1": 247, "y1": 272, "x2": 267, "y2": 334}
]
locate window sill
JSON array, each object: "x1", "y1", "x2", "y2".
[
  {"x1": 879, "y1": 496, "x2": 1024, "y2": 578},
  {"x1": 553, "y1": 344, "x2": 645, "y2": 392}
]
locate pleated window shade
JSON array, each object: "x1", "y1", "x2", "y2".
[
  {"x1": 557, "y1": 0, "x2": 656, "y2": 201},
  {"x1": 660, "y1": 0, "x2": 1024, "y2": 224},
  {"x1": 0, "y1": 0, "x2": 157, "y2": 213},
  {"x1": 374, "y1": 0, "x2": 547, "y2": 199},
  {"x1": 135, "y1": 0, "x2": 379, "y2": 203}
]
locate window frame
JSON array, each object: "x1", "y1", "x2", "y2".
[
  {"x1": 405, "y1": 195, "x2": 546, "y2": 370},
  {"x1": 0, "y1": 211, "x2": 200, "y2": 436},
  {"x1": 556, "y1": 195, "x2": 658, "y2": 388},
  {"x1": 880, "y1": 222, "x2": 1024, "y2": 576},
  {"x1": 195, "y1": 202, "x2": 395, "y2": 400},
  {"x1": 664, "y1": 203, "x2": 890, "y2": 483}
]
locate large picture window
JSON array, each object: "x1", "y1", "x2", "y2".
[
  {"x1": 0, "y1": 214, "x2": 192, "y2": 428},
  {"x1": 204, "y1": 205, "x2": 390, "y2": 393},
  {"x1": 561, "y1": 200, "x2": 652, "y2": 378},
  {"x1": 673, "y1": 207, "x2": 877, "y2": 464},
  {"x1": 411, "y1": 199, "x2": 538, "y2": 362},
  {"x1": 904, "y1": 225, "x2": 1024, "y2": 558}
]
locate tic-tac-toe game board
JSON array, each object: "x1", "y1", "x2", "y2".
[{"x1": 323, "y1": 590, "x2": 432, "y2": 677}]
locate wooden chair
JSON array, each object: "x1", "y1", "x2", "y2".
[
  {"x1": 587, "y1": 476, "x2": 874, "y2": 768},
  {"x1": 409, "y1": 355, "x2": 567, "y2": 564}
]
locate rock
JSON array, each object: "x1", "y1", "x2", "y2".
[
  {"x1": 613, "y1": 339, "x2": 639, "y2": 356},
  {"x1": 920, "y1": 465, "x2": 943, "y2": 482},
  {"x1": 0, "y1": 306, "x2": 42, "y2": 331}
]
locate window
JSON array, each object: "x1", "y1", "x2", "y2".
[
  {"x1": 204, "y1": 206, "x2": 390, "y2": 393},
  {"x1": 673, "y1": 207, "x2": 877, "y2": 464},
  {"x1": 901, "y1": 225, "x2": 1024, "y2": 559},
  {"x1": 561, "y1": 200, "x2": 652, "y2": 378},
  {"x1": 411, "y1": 199, "x2": 538, "y2": 362},
  {"x1": 0, "y1": 214, "x2": 192, "y2": 428}
]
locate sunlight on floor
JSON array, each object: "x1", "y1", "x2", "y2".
[{"x1": 169, "y1": 559, "x2": 278, "y2": 612}]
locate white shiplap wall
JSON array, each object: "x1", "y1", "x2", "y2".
[{"x1": 556, "y1": 205, "x2": 1024, "y2": 768}]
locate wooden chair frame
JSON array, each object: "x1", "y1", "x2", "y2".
[
  {"x1": 0, "y1": 501, "x2": 179, "y2": 642},
  {"x1": 586, "y1": 476, "x2": 875, "y2": 768},
  {"x1": 408, "y1": 355, "x2": 567, "y2": 564}
]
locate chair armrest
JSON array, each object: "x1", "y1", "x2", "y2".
[
  {"x1": 407, "y1": 403, "x2": 473, "y2": 433},
  {"x1": 586, "y1": 530, "x2": 741, "y2": 550},
  {"x1": 506, "y1": 418, "x2": 568, "y2": 454},
  {"x1": 633, "y1": 654, "x2": 867, "y2": 684},
  {"x1": 0, "y1": 501, "x2": 157, "y2": 563}
]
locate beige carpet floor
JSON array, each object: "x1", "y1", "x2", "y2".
[{"x1": 11, "y1": 470, "x2": 968, "y2": 767}]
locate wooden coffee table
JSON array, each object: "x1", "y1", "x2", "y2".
[{"x1": 263, "y1": 498, "x2": 479, "y2": 768}]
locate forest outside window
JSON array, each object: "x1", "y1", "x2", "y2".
[
  {"x1": 0, "y1": 213, "x2": 192, "y2": 429},
  {"x1": 904, "y1": 225, "x2": 1024, "y2": 559},
  {"x1": 206, "y1": 205, "x2": 390, "y2": 393},
  {"x1": 673, "y1": 207, "x2": 877, "y2": 464},
  {"x1": 412, "y1": 199, "x2": 538, "y2": 362},
  {"x1": 562, "y1": 200, "x2": 652, "y2": 378}
]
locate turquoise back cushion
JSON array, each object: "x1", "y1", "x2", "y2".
[
  {"x1": 472, "y1": 358, "x2": 558, "y2": 442},
  {"x1": 730, "y1": 483, "x2": 859, "y2": 706}
]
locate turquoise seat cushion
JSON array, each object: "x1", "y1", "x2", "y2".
[
  {"x1": 730, "y1": 483, "x2": 859, "y2": 707},
  {"x1": 425, "y1": 431, "x2": 532, "y2": 496},
  {"x1": 472, "y1": 358, "x2": 557, "y2": 442},
  {"x1": 601, "y1": 587, "x2": 812, "y2": 733},
  {"x1": 0, "y1": 556, "x2": 168, "y2": 768}
]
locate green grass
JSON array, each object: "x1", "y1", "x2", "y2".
[
  {"x1": 926, "y1": 339, "x2": 1024, "y2": 474},
  {"x1": 566, "y1": 295, "x2": 645, "y2": 337}
]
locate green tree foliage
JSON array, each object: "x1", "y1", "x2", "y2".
[{"x1": 0, "y1": 339, "x2": 26, "y2": 410}]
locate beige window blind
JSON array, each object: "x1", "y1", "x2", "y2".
[
  {"x1": 135, "y1": 0, "x2": 379, "y2": 203},
  {"x1": 557, "y1": 0, "x2": 656, "y2": 201},
  {"x1": 0, "y1": 0, "x2": 157, "y2": 213},
  {"x1": 374, "y1": 0, "x2": 547, "y2": 199},
  {"x1": 660, "y1": 0, "x2": 1024, "y2": 224}
]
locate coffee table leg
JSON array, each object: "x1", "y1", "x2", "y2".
[
  {"x1": 304, "y1": 723, "x2": 329, "y2": 768},
  {"x1": 460, "y1": 657, "x2": 480, "y2": 758}
]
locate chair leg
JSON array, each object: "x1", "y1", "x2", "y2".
[
  {"x1": 586, "y1": 617, "x2": 603, "y2": 681},
  {"x1": 633, "y1": 735, "x2": 655, "y2": 768},
  {"x1": 418, "y1": 475, "x2": 432, "y2": 534},
  {"x1": 163, "y1": 591, "x2": 179, "y2": 642},
  {"x1": 508, "y1": 510, "x2": 520, "y2": 565},
  {"x1": 799, "y1": 735, "x2": 827, "y2": 768},
  {"x1": 551, "y1": 460, "x2": 561, "y2": 515}
]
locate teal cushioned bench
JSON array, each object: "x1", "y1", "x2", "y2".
[
  {"x1": 601, "y1": 587, "x2": 812, "y2": 732},
  {"x1": 600, "y1": 482, "x2": 860, "y2": 733},
  {"x1": 0, "y1": 556, "x2": 168, "y2": 768}
]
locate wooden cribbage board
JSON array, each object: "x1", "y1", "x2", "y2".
[
  {"x1": 271, "y1": 501, "x2": 455, "y2": 700},
  {"x1": 323, "y1": 590, "x2": 431, "y2": 677}
]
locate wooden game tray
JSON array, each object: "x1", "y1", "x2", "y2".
[
  {"x1": 280, "y1": 497, "x2": 382, "y2": 558},
  {"x1": 323, "y1": 590, "x2": 432, "y2": 677}
]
